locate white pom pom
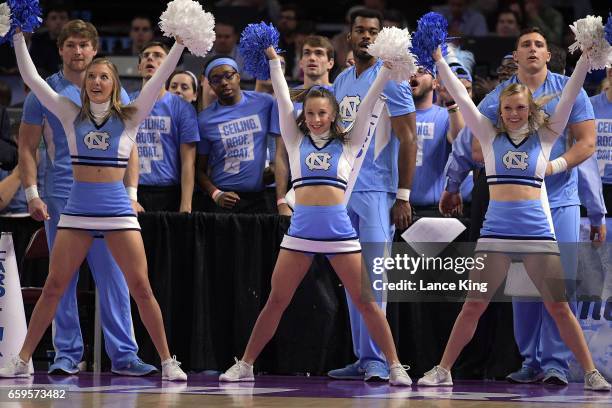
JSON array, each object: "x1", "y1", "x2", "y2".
[
  {"x1": 367, "y1": 27, "x2": 418, "y2": 82},
  {"x1": 159, "y1": 0, "x2": 216, "y2": 57},
  {"x1": 568, "y1": 15, "x2": 612, "y2": 71},
  {"x1": 0, "y1": 3, "x2": 11, "y2": 38}
]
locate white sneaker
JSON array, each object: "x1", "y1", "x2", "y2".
[
  {"x1": 161, "y1": 356, "x2": 187, "y2": 381},
  {"x1": 417, "y1": 365, "x2": 453, "y2": 386},
  {"x1": 389, "y1": 363, "x2": 412, "y2": 386},
  {"x1": 584, "y1": 369, "x2": 611, "y2": 391},
  {"x1": 219, "y1": 358, "x2": 254, "y2": 382},
  {"x1": 0, "y1": 356, "x2": 30, "y2": 378}
]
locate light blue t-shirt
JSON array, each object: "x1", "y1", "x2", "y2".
[
  {"x1": 478, "y1": 71, "x2": 594, "y2": 208},
  {"x1": 411, "y1": 105, "x2": 451, "y2": 206},
  {"x1": 130, "y1": 91, "x2": 200, "y2": 186},
  {"x1": 590, "y1": 92, "x2": 612, "y2": 185},
  {"x1": 22, "y1": 71, "x2": 130, "y2": 199},
  {"x1": 333, "y1": 59, "x2": 415, "y2": 193},
  {"x1": 197, "y1": 91, "x2": 274, "y2": 192}
]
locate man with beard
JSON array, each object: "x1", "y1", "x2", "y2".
[
  {"x1": 409, "y1": 66, "x2": 465, "y2": 214},
  {"x1": 195, "y1": 56, "x2": 274, "y2": 213},
  {"x1": 131, "y1": 41, "x2": 200, "y2": 212},
  {"x1": 18, "y1": 19, "x2": 156, "y2": 376},
  {"x1": 328, "y1": 8, "x2": 417, "y2": 382},
  {"x1": 271, "y1": 35, "x2": 335, "y2": 216}
]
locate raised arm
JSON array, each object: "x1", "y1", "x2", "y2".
[
  {"x1": 433, "y1": 47, "x2": 495, "y2": 142},
  {"x1": 544, "y1": 54, "x2": 590, "y2": 140},
  {"x1": 266, "y1": 47, "x2": 301, "y2": 146},
  {"x1": 13, "y1": 32, "x2": 76, "y2": 121},
  {"x1": 131, "y1": 41, "x2": 186, "y2": 125},
  {"x1": 348, "y1": 64, "x2": 392, "y2": 149}
]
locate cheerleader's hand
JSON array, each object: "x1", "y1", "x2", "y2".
[
  {"x1": 545, "y1": 161, "x2": 553, "y2": 176},
  {"x1": 383, "y1": 61, "x2": 394, "y2": 70},
  {"x1": 432, "y1": 46, "x2": 443, "y2": 62},
  {"x1": 265, "y1": 46, "x2": 278, "y2": 60},
  {"x1": 175, "y1": 35, "x2": 184, "y2": 45}
]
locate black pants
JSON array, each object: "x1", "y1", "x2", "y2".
[{"x1": 138, "y1": 185, "x2": 182, "y2": 212}]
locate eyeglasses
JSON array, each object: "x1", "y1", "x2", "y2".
[{"x1": 209, "y1": 71, "x2": 238, "y2": 85}]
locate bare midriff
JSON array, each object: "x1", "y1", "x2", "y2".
[
  {"x1": 295, "y1": 185, "x2": 345, "y2": 206},
  {"x1": 489, "y1": 184, "x2": 541, "y2": 201}
]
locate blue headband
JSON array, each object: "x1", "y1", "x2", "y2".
[
  {"x1": 204, "y1": 58, "x2": 240, "y2": 78},
  {"x1": 450, "y1": 63, "x2": 472, "y2": 83}
]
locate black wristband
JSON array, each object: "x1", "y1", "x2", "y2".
[{"x1": 444, "y1": 100, "x2": 456, "y2": 107}]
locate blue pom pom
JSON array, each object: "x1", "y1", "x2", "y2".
[
  {"x1": 410, "y1": 12, "x2": 448, "y2": 74},
  {"x1": 0, "y1": 0, "x2": 43, "y2": 46},
  {"x1": 605, "y1": 13, "x2": 612, "y2": 45},
  {"x1": 238, "y1": 22, "x2": 281, "y2": 80}
]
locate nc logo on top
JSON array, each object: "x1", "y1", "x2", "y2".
[
  {"x1": 83, "y1": 131, "x2": 110, "y2": 151},
  {"x1": 305, "y1": 152, "x2": 332, "y2": 171},
  {"x1": 503, "y1": 150, "x2": 528, "y2": 170},
  {"x1": 339, "y1": 96, "x2": 361, "y2": 123}
]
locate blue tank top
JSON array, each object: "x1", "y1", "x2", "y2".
[
  {"x1": 71, "y1": 115, "x2": 131, "y2": 168},
  {"x1": 291, "y1": 135, "x2": 350, "y2": 190},
  {"x1": 486, "y1": 133, "x2": 546, "y2": 188}
]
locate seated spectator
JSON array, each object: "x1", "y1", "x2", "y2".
[
  {"x1": 473, "y1": 53, "x2": 517, "y2": 102},
  {"x1": 277, "y1": 4, "x2": 299, "y2": 79},
  {"x1": 132, "y1": 42, "x2": 200, "y2": 212},
  {"x1": 523, "y1": 0, "x2": 563, "y2": 45},
  {"x1": 494, "y1": 8, "x2": 521, "y2": 37},
  {"x1": 30, "y1": 5, "x2": 69, "y2": 76},
  {"x1": 439, "y1": 0, "x2": 489, "y2": 37},
  {"x1": 0, "y1": 164, "x2": 23, "y2": 213},
  {"x1": 116, "y1": 16, "x2": 154, "y2": 56},
  {"x1": 211, "y1": 21, "x2": 252, "y2": 81},
  {"x1": 195, "y1": 56, "x2": 275, "y2": 213},
  {"x1": 215, "y1": 0, "x2": 281, "y2": 24},
  {"x1": 383, "y1": 9, "x2": 407, "y2": 29}
]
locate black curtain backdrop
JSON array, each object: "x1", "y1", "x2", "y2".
[{"x1": 2, "y1": 213, "x2": 521, "y2": 378}]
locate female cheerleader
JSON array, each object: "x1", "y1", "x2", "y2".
[
  {"x1": 0, "y1": 29, "x2": 187, "y2": 381},
  {"x1": 219, "y1": 46, "x2": 412, "y2": 386},
  {"x1": 417, "y1": 46, "x2": 610, "y2": 391}
]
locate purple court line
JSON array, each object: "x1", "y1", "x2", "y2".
[{"x1": 0, "y1": 373, "x2": 610, "y2": 404}]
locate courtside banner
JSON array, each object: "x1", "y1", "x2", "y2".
[{"x1": 0, "y1": 233, "x2": 32, "y2": 372}]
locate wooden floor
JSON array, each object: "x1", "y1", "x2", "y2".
[{"x1": 0, "y1": 373, "x2": 610, "y2": 407}]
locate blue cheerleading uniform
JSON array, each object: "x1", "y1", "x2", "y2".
[
  {"x1": 268, "y1": 58, "x2": 390, "y2": 255},
  {"x1": 15, "y1": 32, "x2": 186, "y2": 233},
  {"x1": 435, "y1": 54, "x2": 590, "y2": 254}
]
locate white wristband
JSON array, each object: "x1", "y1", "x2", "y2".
[
  {"x1": 396, "y1": 188, "x2": 410, "y2": 202},
  {"x1": 126, "y1": 186, "x2": 138, "y2": 201},
  {"x1": 211, "y1": 189, "x2": 224, "y2": 203},
  {"x1": 25, "y1": 185, "x2": 40, "y2": 202},
  {"x1": 549, "y1": 157, "x2": 568, "y2": 175}
]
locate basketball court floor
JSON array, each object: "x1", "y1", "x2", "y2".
[{"x1": 0, "y1": 373, "x2": 610, "y2": 407}]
